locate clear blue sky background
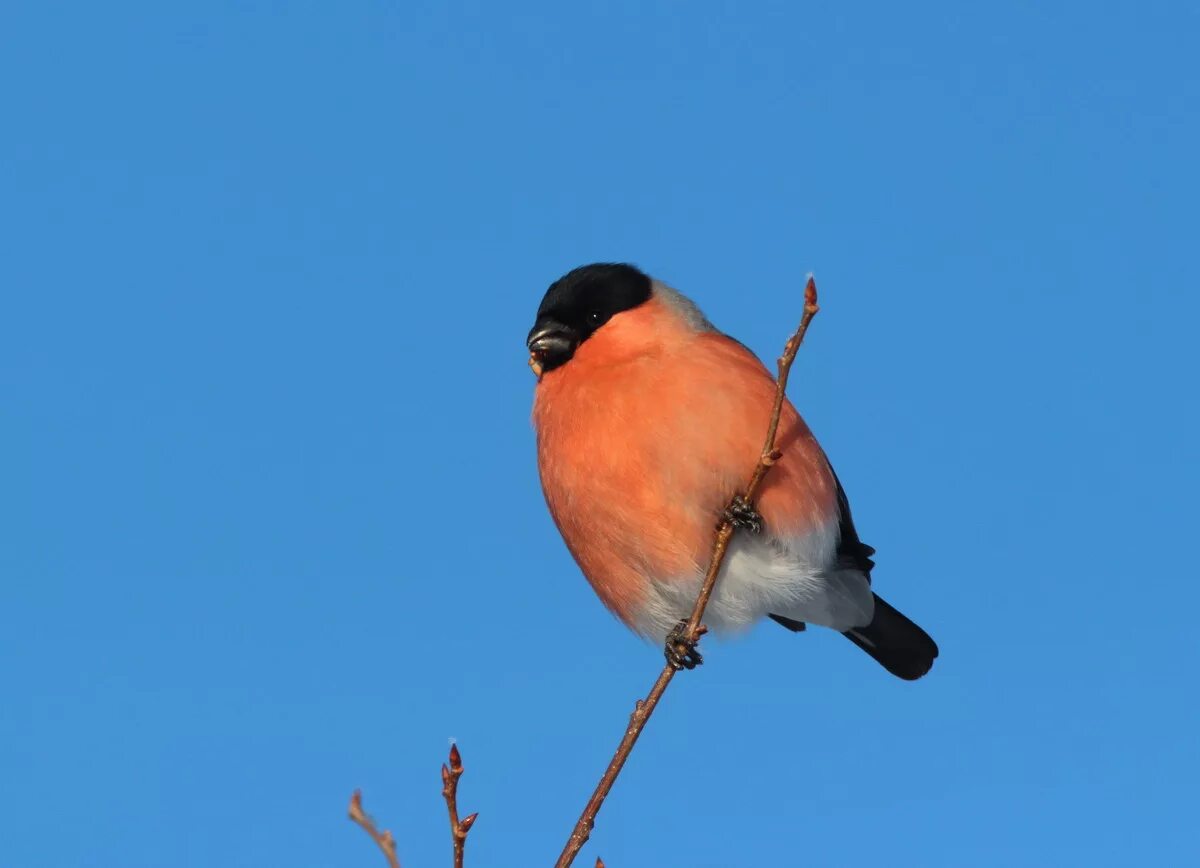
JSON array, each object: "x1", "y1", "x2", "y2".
[{"x1": 3, "y1": 2, "x2": 1197, "y2": 866}]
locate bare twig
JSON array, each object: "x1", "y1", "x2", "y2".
[
  {"x1": 554, "y1": 276, "x2": 821, "y2": 868},
  {"x1": 442, "y1": 743, "x2": 478, "y2": 868},
  {"x1": 347, "y1": 743, "x2": 477, "y2": 868},
  {"x1": 348, "y1": 790, "x2": 401, "y2": 868}
]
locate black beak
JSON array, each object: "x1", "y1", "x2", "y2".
[{"x1": 526, "y1": 320, "x2": 579, "y2": 372}]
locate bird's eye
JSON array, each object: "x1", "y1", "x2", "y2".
[{"x1": 588, "y1": 310, "x2": 606, "y2": 325}]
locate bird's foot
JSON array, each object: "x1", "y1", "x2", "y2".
[
  {"x1": 664, "y1": 620, "x2": 704, "y2": 671},
  {"x1": 723, "y1": 495, "x2": 763, "y2": 534}
]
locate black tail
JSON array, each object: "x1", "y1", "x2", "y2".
[{"x1": 842, "y1": 594, "x2": 938, "y2": 681}]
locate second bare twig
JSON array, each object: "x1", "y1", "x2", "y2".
[
  {"x1": 348, "y1": 790, "x2": 402, "y2": 868},
  {"x1": 442, "y1": 742, "x2": 478, "y2": 868}
]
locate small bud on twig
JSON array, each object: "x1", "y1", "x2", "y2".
[{"x1": 442, "y1": 743, "x2": 475, "y2": 867}]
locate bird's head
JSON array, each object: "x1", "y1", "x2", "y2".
[{"x1": 526, "y1": 263, "x2": 652, "y2": 378}]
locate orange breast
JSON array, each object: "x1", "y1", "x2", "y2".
[{"x1": 531, "y1": 298, "x2": 837, "y2": 627}]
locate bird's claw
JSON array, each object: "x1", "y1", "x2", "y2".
[
  {"x1": 664, "y1": 620, "x2": 704, "y2": 670},
  {"x1": 723, "y1": 495, "x2": 763, "y2": 534}
]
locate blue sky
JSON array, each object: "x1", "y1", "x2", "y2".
[{"x1": 2, "y1": 2, "x2": 1197, "y2": 866}]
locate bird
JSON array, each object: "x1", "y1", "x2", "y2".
[{"x1": 526, "y1": 263, "x2": 938, "y2": 680}]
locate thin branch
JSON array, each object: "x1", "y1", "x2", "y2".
[
  {"x1": 348, "y1": 790, "x2": 401, "y2": 868},
  {"x1": 554, "y1": 276, "x2": 821, "y2": 868},
  {"x1": 741, "y1": 275, "x2": 822, "y2": 501},
  {"x1": 442, "y1": 743, "x2": 478, "y2": 868},
  {"x1": 347, "y1": 743, "x2": 477, "y2": 868}
]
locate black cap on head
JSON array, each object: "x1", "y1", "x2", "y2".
[{"x1": 526, "y1": 263, "x2": 652, "y2": 373}]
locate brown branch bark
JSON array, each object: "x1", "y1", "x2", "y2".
[
  {"x1": 348, "y1": 790, "x2": 402, "y2": 868},
  {"x1": 553, "y1": 276, "x2": 821, "y2": 868},
  {"x1": 442, "y1": 743, "x2": 478, "y2": 868},
  {"x1": 348, "y1": 743, "x2": 476, "y2": 868}
]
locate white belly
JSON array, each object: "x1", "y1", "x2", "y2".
[{"x1": 630, "y1": 522, "x2": 874, "y2": 640}]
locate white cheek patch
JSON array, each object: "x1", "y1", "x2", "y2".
[{"x1": 630, "y1": 521, "x2": 874, "y2": 641}]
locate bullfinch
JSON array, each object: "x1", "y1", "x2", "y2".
[{"x1": 527, "y1": 263, "x2": 938, "y2": 680}]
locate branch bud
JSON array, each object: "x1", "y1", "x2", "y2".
[{"x1": 804, "y1": 275, "x2": 818, "y2": 307}]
